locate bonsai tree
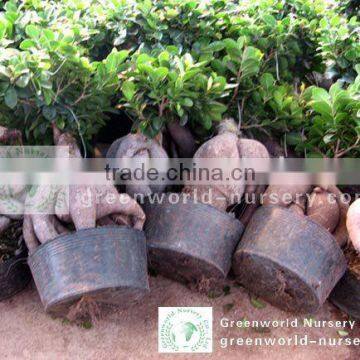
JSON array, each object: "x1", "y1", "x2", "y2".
[{"x1": 23, "y1": 124, "x2": 145, "y2": 254}]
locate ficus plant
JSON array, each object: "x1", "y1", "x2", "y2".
[
  {"x1": 317, "y1": 14, "x2": 360, "y2": 84},
  {"x1": 118, "y1": 49, "x2": 230, "y2": 137},
  {"x1": 0, "y1": 0, "x2": 358, "y2": 158},
  {"x1": 239, "y1": 71, "x2": 360, "y2": 158},
  {"x1": 297, "y1": 74, "x2": 360, "y2": 158},
  {"x1": 0, "y1": 17, "x2": 127, "y2": 145}
]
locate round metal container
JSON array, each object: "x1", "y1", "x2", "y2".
[
  {"x1": 0, "y1": 248, "x2": 31, "y2": 301},
  {"x1": 28, "y1": 226, "x2": 149, "y2": 316},
  {"x1": 232, "y1": 205, "x2": 347, "y2": 313},
  {"x1": 143, "y1": 196, "x2": 244, "y2": 288},
  {"x1": 330, "y1": 271, "x2": 360, "y2": 320}
]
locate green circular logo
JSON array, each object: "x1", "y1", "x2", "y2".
[{"x1": 159, "y1": 308, "x2": 212, "y2": 353}]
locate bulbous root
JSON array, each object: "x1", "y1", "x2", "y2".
[
  {"x1": 107, "y1": 132, "x2": 169, "y2": 197},
  {"x1": 23, "y1": 126, "x2": 145, "y2": 254},
  {"x1": 182, "y1": 131, "x2": 245, "y2": 211},
  {"x1": 263, "y1": 184, "x2": 349, "y2": 247},
  {"x1": 263, "y1": 185, "x2": 313, "y2": 208},
  {"x1": 327, "y1": 185, "x2": 349, "y2": 247},
  {"x1": 183, "y1": 118, "x2": 270, "y2": 212},
  {"x1": 347, "y1": 199, "x2": 360, "y2": 252},
  {"x1": 307, "y1": 188, "x2": 340, "y2": 233}
]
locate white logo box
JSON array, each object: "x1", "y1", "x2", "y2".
[{"x1": 158, "y1": 307, "x2": 213, "y2": 353}]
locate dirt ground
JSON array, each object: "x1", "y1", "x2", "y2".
[{"x1": 0, "y1": 275, "x2": 359, "y2": 360}]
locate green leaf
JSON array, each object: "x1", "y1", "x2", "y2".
[
  {"x1": 237, "y1": 36, "x2": 246, "y2": 50},
  {"x1": 137, "y1": 53, "x2": 153, "y2": 64},
  {"x1": 59, "y1": 44, "x2": 76, "y2": 55},
  {"x1": 260, "y1": 73, "x2": 275, "y2": 90},
  {"x1": 183, "y1": 69, "x2": 200, "y2": 81},
  {"x1": 105, "y1": 49, "x2": 129, "y2": 72},
  {"x1": 176, "y1": 103, "x2": 184, "y2": 117},
  {"x1": 206, "y1": 41, "x2": 225, "y2": 53},
  {"x1": 56, "y1": 118, "x2": 65, "y2": 130},
  {"x1": 4, "y1": 88, "x2": 18, "y2": 109},
  {"x1": 311, "y1": 101, "x2": 332, "y2": 120},
  {"x1": 153, "y1": 67, "x2": 169, "y2": 81},
  {"x1": 250, "y1": 296, "x2": 266, "y2": 309},
  {"x1": 137, "y1": 63, "x2": 153, "y2": 74},
  {"x1": 0, "y1": 82, "x2": 9, "y2": 96},
  {"x1": 0, "y1": 21, "x2": 6, "y2": 40},
  {"x1": 15, "y1": 73, "x2": 31, "y2": 88},
  {"x1": 241, "y1": 47, "x2": 262, "y2": 79},
  {"x1": 207, "y1": 289, "x2": 222, "y2": 299},
  {"x1": 43, "y1": 89, "x2": 53, "y2": 106},
  {"x1": 25, "y1": 25, "x2": 41, "y2": 39},
  {"x1": 20, "y1": 39, "x2": 37, "y2": 50},
  {"x1": 209, "y1": 101, "x2": 227, "y2": 114},
  {"x1": 323, "y1": 134, "x2": 334, "y2": 144},
  {"x1": 122, "y1": 81, "x2": 136, "y2": 101},
  {"x1": 0, "y1": 65, "x2": 11, "y2": 79},
  {"x1": 286, "y1": 133, "x2": 302, "y2": 145},
  {"x1": 213, "y1": 76, "x2": 227, "y2": 92},
  {"x1": 312, "y1": 87, "x2": 331, "y2": 103},
  {"x1": 81, "y1": 320, "x2": 93, "y2": 330},
  {"x1": 263, "y1": 14, "x2": 276, "y2": 27},
  {"x1": 203, "y1": 115, "x2": 212, "y2": 129},
  {"x1": 42, "y1": 106, "x2": 57, "y2": 121},
  {"x1": 152, "y1": 116, "x2": 164, "y2": 131},
  {"x1": 158, "y1": 51, "x2": 170, "y2": 65},
  {"x1": 43, "y1": 29, "x2": 55, "y2": 41},
  {"x1": 223, "y1": 38, "x2": 242, "y2": 59},
  {"x1": 337, "y1": 330, "x2": 349, "y2": 337},
  {"x1": 181, "y1": 98, "x2": 193, "y2": 107}
]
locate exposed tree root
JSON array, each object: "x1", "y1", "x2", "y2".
[
  {"x1": 66, "y1": 296, "x2": 101, "y2": 324},
  {"x1": 23, "y1": 125, "x2": 146, "y2": 255}
]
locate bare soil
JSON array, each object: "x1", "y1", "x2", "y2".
[
  {"x1": 0, "y1": 276, "x2": 359, "y2": 360},
  {"x1": 345, "y1": 245, "x2": 360, "y2": 279}
]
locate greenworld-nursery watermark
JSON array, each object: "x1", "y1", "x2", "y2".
[{"x1": 219, "y1": 317, "x2": 359, "y2": 348}]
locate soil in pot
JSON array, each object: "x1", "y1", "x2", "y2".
[
  {"x1": 0, "y1": 221, "x2": 23, "y2": 262},
  {"x1": 0, "y1": 220, "x2": 31, "y2": 300}
]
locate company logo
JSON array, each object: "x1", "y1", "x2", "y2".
[{"x1": 158, "y1": 307, "x2": 212, "y2": 353}]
